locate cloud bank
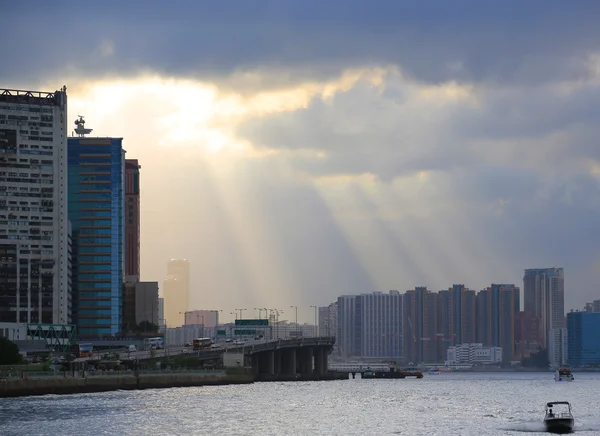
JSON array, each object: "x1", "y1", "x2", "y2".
[{"x1": 3, "y1": 0, "x2": 600, "y2": 319}]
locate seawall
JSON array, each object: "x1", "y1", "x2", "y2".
[{"x1": 0, "y1": 371, "x2": 254, "y2": 398}]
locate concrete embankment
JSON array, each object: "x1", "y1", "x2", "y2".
[
  {"x1": 256, "y1": 372, "x2": 348, "y2": 382},
  {"x1": 0, "y1": 371, "x2": 254, "y2": 398}
]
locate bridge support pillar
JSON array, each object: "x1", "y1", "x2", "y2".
[
  {"x1": 282, "y1": 348, "x2": 296, "y2": 374},
  {"x1": 274, "y1": 350, "x2": 281, "y2": 375},
  {"x1": 267, "y1": 350, "x2": 275, "y2": 375},
  {"x1": 315, "y1": 347, "x2": 327, "y2": 375},
  {"x1": 298, "y1": 347, "x2": 313, "y2": 375}
]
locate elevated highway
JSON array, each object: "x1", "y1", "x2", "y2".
[{"x1": 77, "y1": 337, "x2": 337, "y2": 380}]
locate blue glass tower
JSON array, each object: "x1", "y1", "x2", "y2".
[
  {"x1": 68, "y1": 137, "x2": 125, "y2": 338},
  {"x1": 567, "y1": 311, "x2": 600, "y2": 368}
]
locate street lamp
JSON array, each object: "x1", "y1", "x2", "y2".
[
  {"x1": 310, "y1": 305, "x2": 318, "y2": 337},
  {"x1": 290, "y1": 305, "x2": 298, "y2": 326},
  {"x1": 254, "y1": 308, "x2": 262, "y2": 319},
  {"x1": 230, "y1": 312, "x2": 238, "y2": 320},
  {"x1": 235, "y1": 308, "x2": 247, "y2": 320},
  {"x1": 178, "y1": 310, "x2": 191, "y2": 326}
]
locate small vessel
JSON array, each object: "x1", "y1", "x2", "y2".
[
  {"x1": 361, "y1": 366, "x2": 423, "y2": 379},
  {"x1": 544, "y1": 401, "x2": 574, "y2": 434},
  {"x1": 554, "y1": 367, "x2": 574, "y2": 382},
  {"x1": 400, "y1": 367, "x2": 424, "y2": 378},
  {"x1": 428, "y1": 368, "x2": 441, "y2": 375}
]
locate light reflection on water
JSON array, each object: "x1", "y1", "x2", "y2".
[{"x1": 1, "y1": 372, "x2": 600, "y2": 435}]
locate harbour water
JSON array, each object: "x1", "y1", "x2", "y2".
[{"x1": 1, "y1": 372, "x2": 600, "y2": 435}]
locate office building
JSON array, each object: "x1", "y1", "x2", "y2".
[
  {"x1": 135, "y1": 282, "x2": 159, "y2": 326},
  {"x1": 124, "y1": 159, "x2": 140, "y2": 281},
  {"x1": 163, "y1": 259, "x2": 190, "y2": 327},
  {"x1": 524, "y1": 268, "x2": 565, "y2": 347},
  {"x1": 184, "y1": 310, "x2": 219, "y2": 327},
  {"x1": 68, "y1": 132, "x2": 126, "y2": 338},
  {"x1": 567, "y1": 311, "x2": 600, "y2": 368},
  {"x1": 0, "y1": 87, "x2": 71, "y2": 324}
]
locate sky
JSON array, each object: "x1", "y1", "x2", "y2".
[{"x1": 3, "y1": 0, "x2": 600, "y2": 323}]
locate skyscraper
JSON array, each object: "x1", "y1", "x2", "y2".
[
  {"x1": 524, "y1": 267, "x2": 564, "y2": 348},
  {"x1": 163, "y1": 259, "x2": 190, "y2": 327},
  {"x1": 124, "y1": 159, "x2": 140, "y2": 281},
  {"x1": 68, "y1": 134, "x2": 125, "y2": 338},
  {"x1": 0, "y1": 87, "x2": 71, "y2": 324}
]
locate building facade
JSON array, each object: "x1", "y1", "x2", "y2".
[
  {"x1": 524, "y1": 267, "x2": 565, "y2": 348},
  {"x1": 567, "y1": 311, "x2": 600, "y2": 368},
  {"x1": 548, "y1": 327, "x2": 568, "y2": 368},
  {"x1": 0, "y1": 88, "x2": 71, "y2": 325},
  {"x1": 68, "y1": 136, "x2": 125, "y2": 337},
  {"x1": 337, "y1": 291, "x2": 403, "y2": 360},
  {"x1": 134, "y1": 281, "x2": 159, "y2": 326},
  {"x1": 124, "y1": 159, "x2": 140, "y2": 281},
  {"x1": 446, "y1": 343, "x2": 502, "y2": 365},
  {"x1": 318, "y1": 301, "x2": 338, "y2": 338},
  {"x1": 163, "y1": 259, "x2": 190, "y2": 327}
]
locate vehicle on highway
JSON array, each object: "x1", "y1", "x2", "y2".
[
  {"x1": 193, "y1": 337, "x2": 213, "y2": 351},
  {"x1": 144, "y1": 337, "x2": 164, "y2": 350},
  {"x1": 71, "y1": 343, "x2": 94, "y2": 358}
]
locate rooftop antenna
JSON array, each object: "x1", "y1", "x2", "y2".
[{"x1": 74, "y1": 115, "x2": 93, "y2": 137}]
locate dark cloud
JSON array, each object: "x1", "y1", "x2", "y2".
[
  {"x1": 236, "y1": 71, "x2": 600, "y2": 181},
  {"x1": 2, "y1": 0, "x2": 600, "y2": 87}
]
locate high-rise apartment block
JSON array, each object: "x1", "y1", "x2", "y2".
[
  {"x1": 0, "y1": 88, "x2": 71, "y2": 324},
  {"x1": 524, "y1": 267, "x2": 564, "y2": 347},
  {"x1": 337, "y1": 291, "x2": 403, "y2": 359},
  {"x1": 548, "y1": 327, "x2": 568, "y2": 368},
  {"x1": 68, "y1": 134, "x2": 125, "y2": 338},
  {"x1": 318, "y1": 302, "x2": 338, "y2": 338},
  {"x1": 475, "y1": 284, "x2": 520, "y2": 362},
  {"x1": 163, "y1": 258, "x2": 190, "y2": 327}
]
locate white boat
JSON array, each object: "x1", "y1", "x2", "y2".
[
  {"x1": 554, "y1": 367, "x2": 574, "y2": 382},
  {"x1": 544, "y1": 401, "x2": 574, "y2": 434}
]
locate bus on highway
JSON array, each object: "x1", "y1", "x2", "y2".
[
  {"x1": 193, "y1": 338, "x2": 213, "y2": 350},
  {"x1": 71, "y1": 343, "x2": 93, "y2": 358},
  {"x1": 143, "y1": 337, "x2": 164, "y2": 350}
]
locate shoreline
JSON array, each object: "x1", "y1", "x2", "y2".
[{"x1": 0, "y1": 370, "x2": 347, "y2": 399}]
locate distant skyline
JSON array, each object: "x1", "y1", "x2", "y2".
[{"x1": 3, "y1": 1, "x2": 600, "y2": 316}]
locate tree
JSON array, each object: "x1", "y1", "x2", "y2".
[
  {"x1": 0, "y1": 337, "x2": 23, "y2": 365},
  {"x1": 137, "y1": 321, "x2": 159, "y2": 333}
]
